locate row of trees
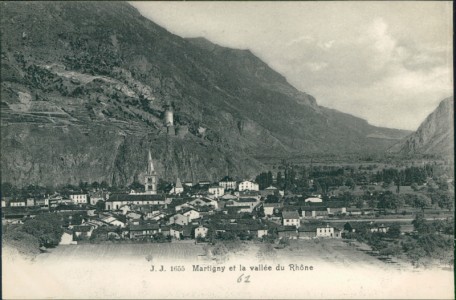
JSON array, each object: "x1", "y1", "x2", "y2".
[{"x1": 344, "y1": 215, "x2": 454, "y2": 266}]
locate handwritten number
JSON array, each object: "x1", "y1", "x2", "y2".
[{"x1": 237, "y1": 274, "x2": 251, "y2": 283}]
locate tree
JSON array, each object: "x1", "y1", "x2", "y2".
[
  {"x1": 412, "y1": 194, "x2": 431, "y2": 212},
  {"x1": 355, "y1": 198, "x2": 364, "y2": 209},
  {"x1": 344, "y1": 222, "x2": 353, "y2": 232},
  {"x1": 21, "y1": 214, "x2": 63, "y2": 247},
  {"x1": 345, "y1": 178, "x2": 356, "y2": 190},
  {"x1": 412, "y1": 214, "x2": 431, "y2": 234},
  {"x1": 91, "y1": 181, "x2": 100, "y2": 190},
  {"x1": 2, "y1": 227, "x2": 41, "y2": 256},
  {"x1": 129, "y1": 181, "x2": 145, "y2": 191},
  {"x1": 95, "y1": 200, "x2": 105, "y2": 211},
  {"x1": 387, "y1": 223, "x2": 401, "y2": 238},
  {"x1": 100, "y1": 181, "x2": 109, "y2": 190},
  {"x1": 1, "y1": 182, "x2": 16, "y2": 197},
  {"x1": 265, "y1": 194, "x2": 279, "y2": 203}
]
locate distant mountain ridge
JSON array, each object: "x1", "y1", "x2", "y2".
[
  {"x1": 1, "y1": 1, "x2": 410, "y2": 186},
  {"x1": 388, "y1": 97, "x2": 454, "y2": 157}
]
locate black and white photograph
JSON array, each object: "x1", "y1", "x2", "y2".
[{"x1": 1, "y1": 1, "x2": 454, "y2": 299}]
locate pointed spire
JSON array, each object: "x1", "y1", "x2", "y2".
[
  {"x1": 148, "y1": 149, "x2": 155, "y2": 174},
  {"x1": 175, "y1": 177, "x2": 183, "y2": 189}
]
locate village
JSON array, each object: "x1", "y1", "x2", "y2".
[{"x1": 2, "y1": 145, "x2": 453, "y2": 248}]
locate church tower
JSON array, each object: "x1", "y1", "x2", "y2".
[{"x1": 144, "y1": 149, "x2": 158, "y2": 194}]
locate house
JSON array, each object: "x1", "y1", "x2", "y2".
[
  {"x1": 195, "y1": 225, "x2": 209, "y2": 239},
  {"x1": 301, "y1": 205, "x2": 328, "y2": 218},
  {"x1": 101, "y1": 216, "x2": 126, "y2": 228},
  {"x1": 182, "y1": 225, "x2": 193, "y2": 239},
  {"x1": 26, "y1": 198, "x2": 35, "y2": 207},
  {"x1": 238, "y1": 190, "x2": 261, "y2": 199},
  {"x1": 225, "y1": 198, "x2": 260, "y2": 213},
  {"x1": 73, "y1": 225, "x2": 94, "y2": 240},
  {"x1": 129, "y1": 223, "x2": 161, "y2": 239},
  {"x1": 70, "y1": 194, "x2": 88, "y2": 205},
  {"x1": 161, "y1": 225, "x2": 171, "y2": 237},
  {"x1": 305, "y1": 197, "x2": 323, "y2": 203},
  {"x1": 119, "y1": 204, "x2": 132, "y2": 215},
  {"x1": 35, "y1": 198, "x2": 49, "y2": 207},
  {"x1": 282, "y1": 211, "x2": 300, "y2": 228},
  {"x1": 257, "y1": 228, "x2": 268, "y2": 238},
  {"x1": 370, "y1": 224, "x2": 389, "y2": 233},
  {"x1": 169, "y1": 213, "x2": 190, "y2": 226},
  {"x1": 277, "y1": 226, "x2": 299, "y2": 239},
  {"x1": 170, "y1": 178, "x2": 184, "y2": 195},
  {"x1": 298, "y1": 226, "x2": 317, "y2": 239},
  {"x1": 347, "y1": 207, "x2": 362, "y2": 216},
  {"x1": 238, "y1": 181, "x2": 259, "y2": 192},
  {"x1": 170, "y1": 224, "x2": 184, "y2": 239},
  {"x1": 126, "y1": 212, "x2": 142, "y2": 220},
  {"x1": 188, "y1": 197, "x2": 218, "y2": 209},
  {"x1": 260, "y1": 186, "x2": 278, "y2": 197},
  {"x1": 1, "y1": 199, "x2": 6, "y2": 208},
  {"x1": 105, "y1": 193, "x2": 166, "y2": 210},
  {"x1": 327, "y1": 207, "x2": 346, "y2": 216},
  {"x1": 263, "y1": 203, "x2": 281, "y2": 217},
  {"x1": 89, "y1": 191, "x2": 106, "y2": 206},
  {"x1": 182, "y1": 208, "x2": 200, "y2": 221},
  {"x1": 10, "y1": 199, "x2": 26, "y2": 207},
  {"x1": 219, "y1": 176, "x2": 237, "y2": 190},
  {"x1": 316, "y1": 224, "x2": 342, "y2": 238},
  {"x1": 208, "y1": 185, "x2": 225, "y2": 198}
]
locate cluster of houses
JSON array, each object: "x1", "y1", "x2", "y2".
[{"x1": 2, "y1": 150, "x2": 394, "y2": 243}]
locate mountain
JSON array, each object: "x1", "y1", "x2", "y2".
[
  {"x1": 388, "y1": 97, "x2": 454, "y2": 157},
  {"x1": 0, "y1": 1, "x2": 410, "y2": 187}
]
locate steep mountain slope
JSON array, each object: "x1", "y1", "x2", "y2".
[
  {"x1": 388, "y1": 97, "x2": 454, "y2": 157},
  {"x1": 1, "y1": 1, "x2": 410, "y2": 186}
]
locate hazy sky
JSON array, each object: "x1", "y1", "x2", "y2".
[{"x1": 131, "y1": 1, "x2": 453, "y2": 130}]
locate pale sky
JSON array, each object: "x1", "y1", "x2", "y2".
[{"x1": 131, "y1": 1, "x2": 453, "y2": 130}]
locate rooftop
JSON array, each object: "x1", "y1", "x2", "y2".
[
  {"x1": 107, "y1": 193, "x2": 165, "y2": 202},
  {"x1": 282, "y1": 211, "x2": 300, "y2": 219}
]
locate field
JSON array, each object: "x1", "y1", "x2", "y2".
[
  {"x1": 37, "y1": 241, "x2": 207, "y2": 263},
  {"x1": 3, "y1": 240, "x2": 454, "y2": 299}
]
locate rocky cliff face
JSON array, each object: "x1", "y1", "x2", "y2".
[
  {"x1": 388, "y1": 97, "x2": 454, "y2": 157},
  {"x1": 1, "y1": 1, "x2": 410, "y2": 187}
]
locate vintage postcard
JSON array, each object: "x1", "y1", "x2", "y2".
[{"x1": 1, "y1": 1, "x2": 454, "y2": 299}]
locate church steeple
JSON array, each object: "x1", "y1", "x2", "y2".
[
  {"x1": 147, "y1": 149, "x2": 156, "y2": 175},
  {"x1": 145, "y1": 149, "x2": 157, "y2": 194}
]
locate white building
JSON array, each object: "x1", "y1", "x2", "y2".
[
  {"x1": 282, "y1": 211, "x2": 300, "y2": 228},
  {"x1": 305, "y1": 197, "x2": 323, "y2": 203},
  {"x1": 70, "y1": 194, "x2": 88, "y2": 204},
  {"x1": 10, "y1": 200, "x2": 26, "y2": 207},
  {"x1": 218, "y1": 176, "x2": 237, "y2": 190},
  {"x1": 238, "y1": 181, "x2": 259, "y2": 192},
  {"x1": 182, "y1": 209, "x2": 200, "y2": 221},
  {"x1": 26, "y1": 198, "x2": 35, "y2": 207},
  {"x1": 316, "y1": 224, "x2": 341, "y2": 238},
  {"x1": 170, "y1": 178, "x2": 184, "y2": 195},
  {"x1": 195, "y1": 226, "x2": 208, "y2": 239},
  {"x1": 208, "y1": 186, "x2": 225, "y2": 198},
  {"x1": 263, "y1": 203, "x2": 281, "y2": 217}
]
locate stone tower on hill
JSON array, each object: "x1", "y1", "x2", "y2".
[{"x1": 164, "y1": 105, "x2": 175, "y2": 136}]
